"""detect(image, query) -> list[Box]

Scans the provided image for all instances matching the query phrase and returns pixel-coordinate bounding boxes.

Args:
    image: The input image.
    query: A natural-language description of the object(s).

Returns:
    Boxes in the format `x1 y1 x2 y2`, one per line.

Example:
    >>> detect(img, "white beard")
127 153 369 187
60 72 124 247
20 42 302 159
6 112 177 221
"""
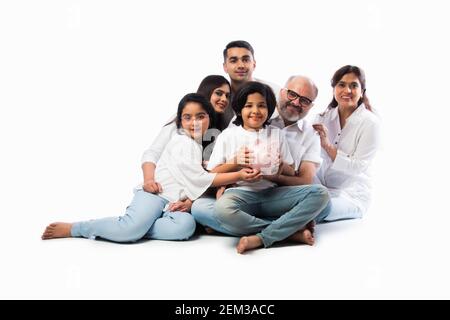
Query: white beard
280 105 304 122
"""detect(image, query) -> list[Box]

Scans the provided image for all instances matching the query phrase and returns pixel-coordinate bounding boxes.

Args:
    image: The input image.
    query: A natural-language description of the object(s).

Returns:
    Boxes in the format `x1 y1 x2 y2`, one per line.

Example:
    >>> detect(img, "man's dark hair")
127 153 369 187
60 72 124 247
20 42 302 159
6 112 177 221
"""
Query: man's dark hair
223 40 255 61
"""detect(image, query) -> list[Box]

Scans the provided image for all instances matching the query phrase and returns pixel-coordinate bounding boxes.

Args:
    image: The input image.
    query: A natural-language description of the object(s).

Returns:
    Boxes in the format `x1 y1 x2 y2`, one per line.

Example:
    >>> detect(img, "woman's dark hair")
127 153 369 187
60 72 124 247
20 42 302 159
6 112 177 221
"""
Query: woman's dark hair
327 65 372 112
196 75 230 101
175 93 216 129
164 76 229 129
196 75 230 131
232 81 276 127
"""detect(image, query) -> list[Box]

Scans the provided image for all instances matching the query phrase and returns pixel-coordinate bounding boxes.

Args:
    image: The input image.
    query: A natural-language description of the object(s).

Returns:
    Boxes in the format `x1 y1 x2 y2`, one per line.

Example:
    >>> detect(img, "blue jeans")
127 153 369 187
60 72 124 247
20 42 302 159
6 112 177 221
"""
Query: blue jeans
193 185 329 248
315 195 363 223
71 190 196 242
191 197 246 236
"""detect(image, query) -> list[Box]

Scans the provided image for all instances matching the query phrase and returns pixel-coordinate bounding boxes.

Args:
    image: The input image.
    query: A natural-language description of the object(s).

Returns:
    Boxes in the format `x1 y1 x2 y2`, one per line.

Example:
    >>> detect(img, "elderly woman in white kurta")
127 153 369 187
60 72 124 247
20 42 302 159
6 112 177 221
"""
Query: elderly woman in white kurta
312 65 380 222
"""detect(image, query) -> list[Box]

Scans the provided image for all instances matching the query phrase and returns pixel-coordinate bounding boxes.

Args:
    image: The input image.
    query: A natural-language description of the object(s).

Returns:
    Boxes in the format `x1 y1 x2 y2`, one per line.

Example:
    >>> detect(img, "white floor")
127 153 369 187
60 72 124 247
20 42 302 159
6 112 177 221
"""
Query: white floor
3 199 449 299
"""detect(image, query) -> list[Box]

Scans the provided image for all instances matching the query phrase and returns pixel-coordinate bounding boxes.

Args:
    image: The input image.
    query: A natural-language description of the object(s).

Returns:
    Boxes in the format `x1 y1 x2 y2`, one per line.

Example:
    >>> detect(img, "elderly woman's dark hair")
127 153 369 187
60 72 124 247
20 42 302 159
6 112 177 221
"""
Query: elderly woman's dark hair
328 65 373 112
232 81 276 127
175 93 216 129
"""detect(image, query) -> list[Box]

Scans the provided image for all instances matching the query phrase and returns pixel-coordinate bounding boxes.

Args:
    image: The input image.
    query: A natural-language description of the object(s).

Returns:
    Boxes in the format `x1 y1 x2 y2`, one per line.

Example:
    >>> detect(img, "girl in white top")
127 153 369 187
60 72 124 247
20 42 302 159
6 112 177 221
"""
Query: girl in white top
41 94 258 242
313 65 380 222
141 75 231 213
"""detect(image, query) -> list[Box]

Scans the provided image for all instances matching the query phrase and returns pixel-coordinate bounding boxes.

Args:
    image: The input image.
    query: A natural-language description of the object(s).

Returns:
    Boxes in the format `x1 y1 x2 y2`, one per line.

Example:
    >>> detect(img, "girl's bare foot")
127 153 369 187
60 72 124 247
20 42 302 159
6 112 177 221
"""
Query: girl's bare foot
41 222 73 240
236 235 263 254
289 228 315 246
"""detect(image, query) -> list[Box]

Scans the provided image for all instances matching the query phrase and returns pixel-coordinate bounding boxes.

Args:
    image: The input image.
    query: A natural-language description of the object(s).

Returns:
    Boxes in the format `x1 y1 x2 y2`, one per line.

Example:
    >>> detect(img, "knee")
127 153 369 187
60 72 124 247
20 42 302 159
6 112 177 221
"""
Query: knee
310 185 330 206
172 214 196 240
191 199 213 221
213 195 237 224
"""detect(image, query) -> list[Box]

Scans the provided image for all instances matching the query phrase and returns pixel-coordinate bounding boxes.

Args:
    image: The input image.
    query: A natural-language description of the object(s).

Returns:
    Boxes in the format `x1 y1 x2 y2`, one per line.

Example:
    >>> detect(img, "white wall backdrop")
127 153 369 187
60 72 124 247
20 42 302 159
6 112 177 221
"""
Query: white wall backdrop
1 0 449 299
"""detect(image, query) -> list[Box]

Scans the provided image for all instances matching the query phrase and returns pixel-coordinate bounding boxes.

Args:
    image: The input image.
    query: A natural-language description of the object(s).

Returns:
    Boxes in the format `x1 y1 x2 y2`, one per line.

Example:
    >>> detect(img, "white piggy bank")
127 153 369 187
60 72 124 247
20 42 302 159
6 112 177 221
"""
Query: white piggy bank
251 140 280 175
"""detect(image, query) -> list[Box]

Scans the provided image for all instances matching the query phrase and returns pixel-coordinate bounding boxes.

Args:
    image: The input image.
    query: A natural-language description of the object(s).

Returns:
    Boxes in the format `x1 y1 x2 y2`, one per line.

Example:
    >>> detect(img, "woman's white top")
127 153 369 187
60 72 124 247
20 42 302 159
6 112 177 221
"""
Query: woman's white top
137 132 216 203
207 125 293 191
141 121 177 165
314 105 380 213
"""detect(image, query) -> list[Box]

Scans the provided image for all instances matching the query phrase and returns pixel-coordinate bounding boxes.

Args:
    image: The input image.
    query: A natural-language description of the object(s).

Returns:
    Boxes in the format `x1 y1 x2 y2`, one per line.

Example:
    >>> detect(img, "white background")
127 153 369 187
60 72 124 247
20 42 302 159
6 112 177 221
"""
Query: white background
0 0 449 299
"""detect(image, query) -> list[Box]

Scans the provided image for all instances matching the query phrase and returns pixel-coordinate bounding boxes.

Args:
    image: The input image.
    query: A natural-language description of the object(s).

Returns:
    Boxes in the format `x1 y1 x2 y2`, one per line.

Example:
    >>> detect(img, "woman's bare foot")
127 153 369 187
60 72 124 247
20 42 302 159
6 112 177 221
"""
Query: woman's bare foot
236 235 263 254
289 228 315 246
41 222 73 240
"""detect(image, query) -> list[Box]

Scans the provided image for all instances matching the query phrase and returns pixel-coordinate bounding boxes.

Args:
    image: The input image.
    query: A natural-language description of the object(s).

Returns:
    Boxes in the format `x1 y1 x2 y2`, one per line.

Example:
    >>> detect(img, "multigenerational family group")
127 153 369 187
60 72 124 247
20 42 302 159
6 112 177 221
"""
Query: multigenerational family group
42 40 380 254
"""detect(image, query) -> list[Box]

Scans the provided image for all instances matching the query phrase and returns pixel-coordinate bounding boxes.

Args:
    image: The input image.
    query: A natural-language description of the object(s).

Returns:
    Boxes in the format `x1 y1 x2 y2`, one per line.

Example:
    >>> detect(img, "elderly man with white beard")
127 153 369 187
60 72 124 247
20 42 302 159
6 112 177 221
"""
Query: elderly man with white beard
266 75 322 187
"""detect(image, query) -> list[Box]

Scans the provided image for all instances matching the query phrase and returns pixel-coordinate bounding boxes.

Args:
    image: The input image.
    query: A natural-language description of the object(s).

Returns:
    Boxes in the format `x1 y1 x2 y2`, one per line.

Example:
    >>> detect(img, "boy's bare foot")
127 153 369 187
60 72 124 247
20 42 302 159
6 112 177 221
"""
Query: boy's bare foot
236 235 263 254
289 228 315 246
306 220 316 234
205 227 216 235
41 222 73 240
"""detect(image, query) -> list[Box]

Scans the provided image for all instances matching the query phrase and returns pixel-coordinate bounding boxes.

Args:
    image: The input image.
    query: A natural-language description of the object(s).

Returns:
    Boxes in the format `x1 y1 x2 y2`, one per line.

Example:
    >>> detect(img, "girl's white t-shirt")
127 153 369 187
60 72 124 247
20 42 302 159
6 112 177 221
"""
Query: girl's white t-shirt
137 132 216 203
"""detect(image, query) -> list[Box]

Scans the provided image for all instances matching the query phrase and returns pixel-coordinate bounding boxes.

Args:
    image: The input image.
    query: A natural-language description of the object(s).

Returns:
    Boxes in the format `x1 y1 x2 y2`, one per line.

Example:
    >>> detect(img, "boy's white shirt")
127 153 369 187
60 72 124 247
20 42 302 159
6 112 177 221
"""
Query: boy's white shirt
207 125 293 191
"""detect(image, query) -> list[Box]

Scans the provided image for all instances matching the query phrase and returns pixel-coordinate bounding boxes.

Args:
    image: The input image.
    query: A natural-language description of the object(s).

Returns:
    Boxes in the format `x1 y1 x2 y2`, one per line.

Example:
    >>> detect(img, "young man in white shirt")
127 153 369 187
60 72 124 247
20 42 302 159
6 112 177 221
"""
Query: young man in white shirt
222 40 281 125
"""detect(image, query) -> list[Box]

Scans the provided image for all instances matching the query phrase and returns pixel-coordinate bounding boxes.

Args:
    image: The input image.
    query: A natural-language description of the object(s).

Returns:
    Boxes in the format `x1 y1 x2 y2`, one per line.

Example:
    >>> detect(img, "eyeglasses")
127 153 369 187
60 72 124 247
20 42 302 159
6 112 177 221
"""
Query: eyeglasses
285 89 313 106
181 113 209 122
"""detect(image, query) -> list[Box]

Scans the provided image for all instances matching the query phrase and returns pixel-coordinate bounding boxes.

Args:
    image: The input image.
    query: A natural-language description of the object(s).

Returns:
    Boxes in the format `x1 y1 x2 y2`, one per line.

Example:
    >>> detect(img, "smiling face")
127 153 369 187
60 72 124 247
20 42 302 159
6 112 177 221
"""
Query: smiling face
241 92 268 131
278 77 316 124
223 47 256 84
334 73 363 110
209 84 231 114
180 102 210 139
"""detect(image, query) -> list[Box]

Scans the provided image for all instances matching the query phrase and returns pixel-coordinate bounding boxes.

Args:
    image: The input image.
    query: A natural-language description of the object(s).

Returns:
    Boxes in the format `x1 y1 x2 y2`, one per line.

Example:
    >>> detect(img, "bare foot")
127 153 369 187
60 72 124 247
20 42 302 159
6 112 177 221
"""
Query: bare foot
204 227 216 235
236 235 263 254
41 222 73 240
289 229 315 246
306 220 316 235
